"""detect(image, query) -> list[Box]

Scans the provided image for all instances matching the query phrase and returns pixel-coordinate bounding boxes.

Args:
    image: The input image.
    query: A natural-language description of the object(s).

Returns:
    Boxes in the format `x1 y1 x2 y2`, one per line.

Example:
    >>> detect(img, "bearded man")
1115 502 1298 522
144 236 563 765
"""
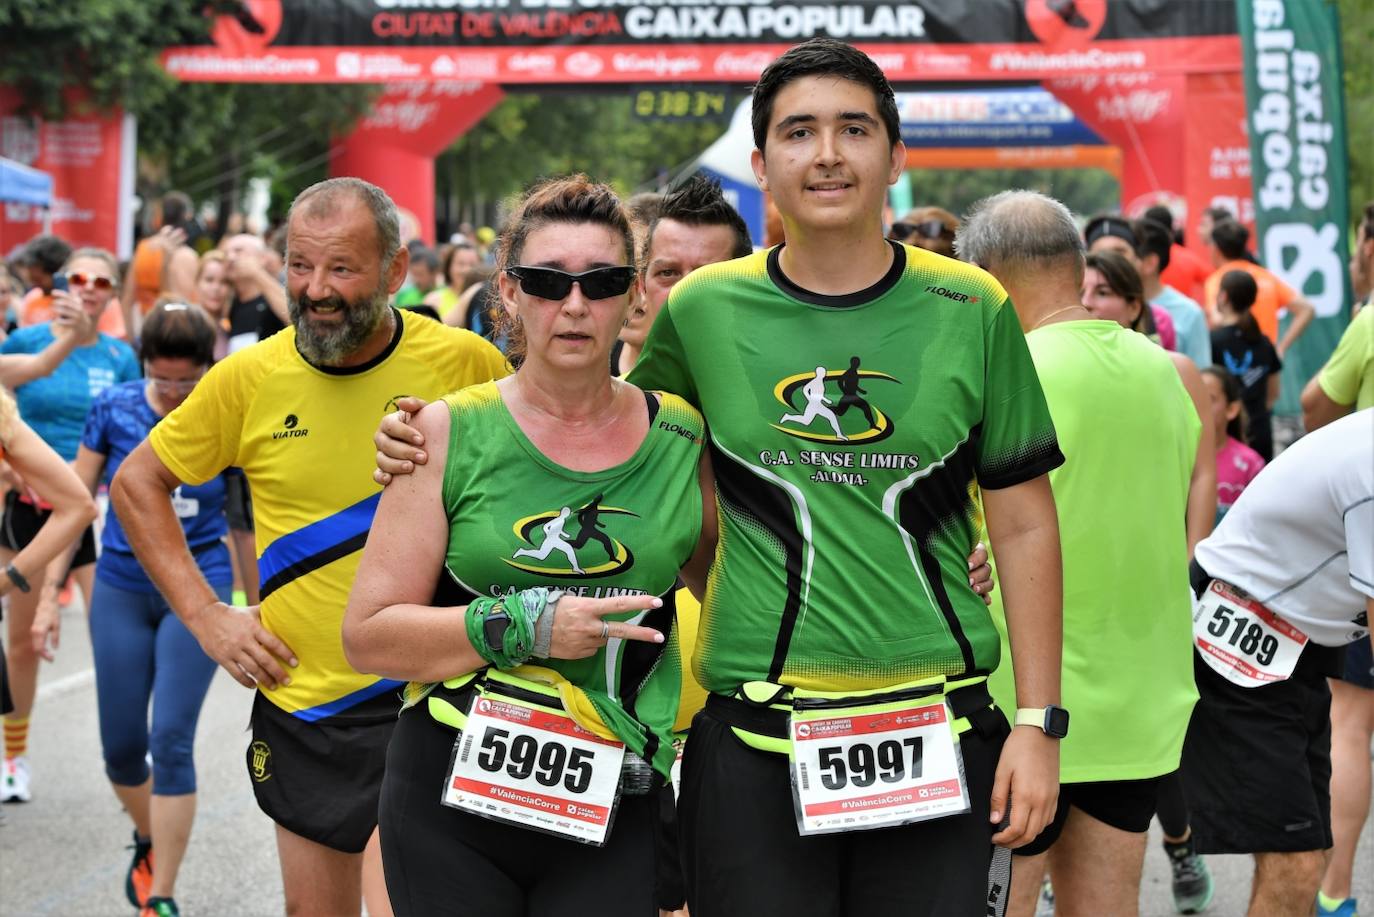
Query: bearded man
112 178 508 917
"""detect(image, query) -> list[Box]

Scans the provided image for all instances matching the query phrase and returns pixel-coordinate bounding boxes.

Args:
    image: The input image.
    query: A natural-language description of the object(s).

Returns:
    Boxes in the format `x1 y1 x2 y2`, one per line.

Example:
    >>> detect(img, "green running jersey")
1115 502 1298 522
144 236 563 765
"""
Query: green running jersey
433 382 703 779
630 242 1063 695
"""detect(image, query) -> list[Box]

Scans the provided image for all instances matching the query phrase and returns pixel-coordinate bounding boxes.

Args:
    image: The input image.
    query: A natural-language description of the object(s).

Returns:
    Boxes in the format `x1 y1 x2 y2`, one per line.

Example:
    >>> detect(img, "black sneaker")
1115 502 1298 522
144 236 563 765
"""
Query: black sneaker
125 830 154 908
1164 836 1214 914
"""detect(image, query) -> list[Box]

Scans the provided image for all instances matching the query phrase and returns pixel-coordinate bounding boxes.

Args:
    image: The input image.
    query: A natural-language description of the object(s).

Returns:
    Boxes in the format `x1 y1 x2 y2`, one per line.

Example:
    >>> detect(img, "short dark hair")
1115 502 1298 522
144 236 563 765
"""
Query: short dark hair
1144 205 1182 244
1219 269 1257 311
161 191 193 230
140 301 216 365
644 175 754 268
1210 219 1250 260
410 247 439 272
23 235 72 275
751 38 900 151
1361 201 1374 240
1143 205 1174 232
1133 218 1172 273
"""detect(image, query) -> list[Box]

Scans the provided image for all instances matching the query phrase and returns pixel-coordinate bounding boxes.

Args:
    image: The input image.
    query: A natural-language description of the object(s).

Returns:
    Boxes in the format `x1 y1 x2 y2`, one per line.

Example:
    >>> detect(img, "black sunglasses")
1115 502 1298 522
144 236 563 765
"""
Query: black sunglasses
890 219 951 241
505 265 636 301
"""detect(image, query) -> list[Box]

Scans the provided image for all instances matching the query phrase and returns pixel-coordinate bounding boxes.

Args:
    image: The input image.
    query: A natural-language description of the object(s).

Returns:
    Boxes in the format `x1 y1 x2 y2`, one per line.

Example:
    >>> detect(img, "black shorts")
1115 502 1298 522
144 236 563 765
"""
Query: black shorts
0 651 12 716
1338 637 1374 690
0 490 97 568
224 473 253 533
378 704 662 917
247 691 396 853
678 697 1011 917
1181 648 1333 854
1013 775 1163 857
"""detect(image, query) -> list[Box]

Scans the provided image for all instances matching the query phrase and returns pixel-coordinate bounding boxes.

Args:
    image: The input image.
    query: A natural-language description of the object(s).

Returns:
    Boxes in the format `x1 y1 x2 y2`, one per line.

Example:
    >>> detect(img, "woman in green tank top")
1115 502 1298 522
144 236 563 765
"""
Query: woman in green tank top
343 176 715 917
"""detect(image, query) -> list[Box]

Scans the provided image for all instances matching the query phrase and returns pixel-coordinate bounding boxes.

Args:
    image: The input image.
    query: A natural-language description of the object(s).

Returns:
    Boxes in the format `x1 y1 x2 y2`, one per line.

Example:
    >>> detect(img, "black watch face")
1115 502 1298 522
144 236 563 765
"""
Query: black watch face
483 614 511 651
1046 706 1070 738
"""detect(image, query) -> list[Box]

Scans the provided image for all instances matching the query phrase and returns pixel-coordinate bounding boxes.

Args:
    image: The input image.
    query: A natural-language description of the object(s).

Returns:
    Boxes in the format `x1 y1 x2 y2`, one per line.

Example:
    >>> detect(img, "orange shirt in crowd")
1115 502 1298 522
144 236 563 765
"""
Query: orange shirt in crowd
128 237 166 315
1203 259 1296 345
1161 243 1211 304
19 288 128 338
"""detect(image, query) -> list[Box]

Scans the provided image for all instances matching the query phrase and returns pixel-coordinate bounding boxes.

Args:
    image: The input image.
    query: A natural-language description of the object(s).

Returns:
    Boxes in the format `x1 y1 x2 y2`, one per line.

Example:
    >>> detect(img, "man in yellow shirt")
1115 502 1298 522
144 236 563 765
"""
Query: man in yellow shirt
113 178 507 916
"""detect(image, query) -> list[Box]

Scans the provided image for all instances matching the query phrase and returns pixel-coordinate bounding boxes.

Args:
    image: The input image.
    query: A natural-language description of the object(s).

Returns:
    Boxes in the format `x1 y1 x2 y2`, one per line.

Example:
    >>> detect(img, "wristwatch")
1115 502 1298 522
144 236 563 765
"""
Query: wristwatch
482 610 512 654
1014 705 1070 739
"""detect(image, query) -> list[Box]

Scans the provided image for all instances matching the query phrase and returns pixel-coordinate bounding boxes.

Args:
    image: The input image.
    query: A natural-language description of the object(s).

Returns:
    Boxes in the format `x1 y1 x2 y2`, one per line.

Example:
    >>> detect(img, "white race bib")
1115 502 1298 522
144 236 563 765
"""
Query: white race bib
170 488 199 519
1193 579 1308 688
444 693 625 845
789 698 969 835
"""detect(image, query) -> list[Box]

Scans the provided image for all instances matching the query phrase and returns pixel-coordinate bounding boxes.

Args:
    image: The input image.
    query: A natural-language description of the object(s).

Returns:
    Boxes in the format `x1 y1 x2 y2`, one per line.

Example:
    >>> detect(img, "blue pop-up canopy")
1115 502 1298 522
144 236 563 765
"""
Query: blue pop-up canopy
0 157 53 208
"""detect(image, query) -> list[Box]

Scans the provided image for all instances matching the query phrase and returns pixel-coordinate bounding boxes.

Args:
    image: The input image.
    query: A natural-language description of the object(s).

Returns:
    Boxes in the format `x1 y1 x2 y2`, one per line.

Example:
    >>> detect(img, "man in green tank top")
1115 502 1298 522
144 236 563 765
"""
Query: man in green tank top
627 40 1068 917
961 191 1203 917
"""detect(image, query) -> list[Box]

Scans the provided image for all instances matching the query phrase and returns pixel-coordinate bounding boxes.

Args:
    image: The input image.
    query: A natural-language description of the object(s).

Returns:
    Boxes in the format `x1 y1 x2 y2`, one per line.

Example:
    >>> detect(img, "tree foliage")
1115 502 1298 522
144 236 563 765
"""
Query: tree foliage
0 0 223 119
902 168 1120 222
1336 0 1372 223
440 92 735 225
0 0 376 225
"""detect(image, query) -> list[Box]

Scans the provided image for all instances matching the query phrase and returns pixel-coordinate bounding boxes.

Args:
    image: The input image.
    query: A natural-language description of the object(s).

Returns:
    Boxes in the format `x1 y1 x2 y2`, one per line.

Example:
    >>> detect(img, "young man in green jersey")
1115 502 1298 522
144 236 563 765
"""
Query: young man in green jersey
625 39 1067 916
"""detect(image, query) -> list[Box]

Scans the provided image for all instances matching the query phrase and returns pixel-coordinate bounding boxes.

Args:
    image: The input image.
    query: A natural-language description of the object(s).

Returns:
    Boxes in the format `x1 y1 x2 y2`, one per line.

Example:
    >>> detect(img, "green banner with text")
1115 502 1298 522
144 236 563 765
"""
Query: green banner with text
1237 0 1351 417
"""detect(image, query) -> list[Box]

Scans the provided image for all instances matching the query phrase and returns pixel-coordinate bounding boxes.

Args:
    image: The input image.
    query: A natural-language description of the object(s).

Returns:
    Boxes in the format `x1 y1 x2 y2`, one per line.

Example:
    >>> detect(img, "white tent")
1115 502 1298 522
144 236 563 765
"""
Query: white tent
693 101 766 245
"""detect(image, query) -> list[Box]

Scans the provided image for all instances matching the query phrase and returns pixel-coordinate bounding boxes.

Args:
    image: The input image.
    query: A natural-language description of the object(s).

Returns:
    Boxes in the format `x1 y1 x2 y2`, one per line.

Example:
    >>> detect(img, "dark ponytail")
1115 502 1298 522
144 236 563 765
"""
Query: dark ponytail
1218 270 1262 343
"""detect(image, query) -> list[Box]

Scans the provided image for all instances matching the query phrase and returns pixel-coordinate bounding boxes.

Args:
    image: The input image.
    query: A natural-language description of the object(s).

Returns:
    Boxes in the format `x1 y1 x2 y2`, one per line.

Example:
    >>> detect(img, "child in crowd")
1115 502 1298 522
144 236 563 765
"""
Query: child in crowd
1201 365 1265 523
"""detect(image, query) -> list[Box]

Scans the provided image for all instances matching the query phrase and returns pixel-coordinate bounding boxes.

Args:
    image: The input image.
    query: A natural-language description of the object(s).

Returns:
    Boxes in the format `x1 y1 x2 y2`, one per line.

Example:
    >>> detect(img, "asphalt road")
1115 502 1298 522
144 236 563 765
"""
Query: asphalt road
3 597 1371 916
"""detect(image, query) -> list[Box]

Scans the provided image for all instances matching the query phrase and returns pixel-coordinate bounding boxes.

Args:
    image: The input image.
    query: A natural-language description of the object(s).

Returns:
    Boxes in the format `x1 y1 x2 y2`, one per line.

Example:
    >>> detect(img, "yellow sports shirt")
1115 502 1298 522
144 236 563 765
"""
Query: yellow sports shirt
150 310 509 721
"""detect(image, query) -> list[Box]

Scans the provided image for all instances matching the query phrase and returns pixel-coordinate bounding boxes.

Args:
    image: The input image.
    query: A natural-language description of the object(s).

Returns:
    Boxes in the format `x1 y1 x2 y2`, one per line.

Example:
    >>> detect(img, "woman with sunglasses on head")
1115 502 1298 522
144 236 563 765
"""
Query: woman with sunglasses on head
344 174 713 917
0 247 140 805
889 206 958 258
34 302 244 917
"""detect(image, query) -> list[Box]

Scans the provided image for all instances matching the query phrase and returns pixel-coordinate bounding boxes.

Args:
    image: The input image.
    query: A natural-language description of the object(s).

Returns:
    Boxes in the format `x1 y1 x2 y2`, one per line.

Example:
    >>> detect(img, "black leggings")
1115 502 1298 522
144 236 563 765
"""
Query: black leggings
379 706 660 917
1155 770 1191 839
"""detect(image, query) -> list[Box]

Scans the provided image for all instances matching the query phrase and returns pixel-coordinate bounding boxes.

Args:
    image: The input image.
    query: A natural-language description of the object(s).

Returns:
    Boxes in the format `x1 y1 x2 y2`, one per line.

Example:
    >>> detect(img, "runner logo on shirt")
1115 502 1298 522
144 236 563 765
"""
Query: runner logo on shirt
771 357 899 445
504 494 638 578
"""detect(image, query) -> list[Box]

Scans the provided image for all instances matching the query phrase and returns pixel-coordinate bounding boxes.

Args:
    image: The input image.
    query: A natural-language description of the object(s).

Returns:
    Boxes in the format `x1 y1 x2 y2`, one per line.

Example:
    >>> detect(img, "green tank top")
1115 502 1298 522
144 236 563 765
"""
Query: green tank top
430 380 704 780
987 321 1200 782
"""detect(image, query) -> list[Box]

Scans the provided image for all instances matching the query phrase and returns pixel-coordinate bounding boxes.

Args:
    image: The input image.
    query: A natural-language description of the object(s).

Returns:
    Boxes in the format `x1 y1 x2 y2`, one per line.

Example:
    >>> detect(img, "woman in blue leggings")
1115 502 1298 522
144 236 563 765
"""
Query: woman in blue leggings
45 302 248 917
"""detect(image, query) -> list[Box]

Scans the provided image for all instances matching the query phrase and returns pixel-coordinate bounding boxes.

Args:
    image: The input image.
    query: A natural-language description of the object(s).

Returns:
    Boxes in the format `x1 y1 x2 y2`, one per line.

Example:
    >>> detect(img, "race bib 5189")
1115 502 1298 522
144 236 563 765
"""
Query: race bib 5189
1193 579 1307 688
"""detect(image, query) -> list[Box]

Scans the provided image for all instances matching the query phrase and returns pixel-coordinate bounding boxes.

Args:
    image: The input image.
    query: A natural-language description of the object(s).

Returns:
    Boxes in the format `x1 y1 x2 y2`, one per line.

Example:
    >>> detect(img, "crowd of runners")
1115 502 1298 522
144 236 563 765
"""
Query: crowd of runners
0 37 1370 917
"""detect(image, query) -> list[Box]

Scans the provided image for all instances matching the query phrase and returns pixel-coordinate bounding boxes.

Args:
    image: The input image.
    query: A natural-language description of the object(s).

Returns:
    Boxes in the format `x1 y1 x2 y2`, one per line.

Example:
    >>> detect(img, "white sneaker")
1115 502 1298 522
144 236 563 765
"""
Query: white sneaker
1 756 32 802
